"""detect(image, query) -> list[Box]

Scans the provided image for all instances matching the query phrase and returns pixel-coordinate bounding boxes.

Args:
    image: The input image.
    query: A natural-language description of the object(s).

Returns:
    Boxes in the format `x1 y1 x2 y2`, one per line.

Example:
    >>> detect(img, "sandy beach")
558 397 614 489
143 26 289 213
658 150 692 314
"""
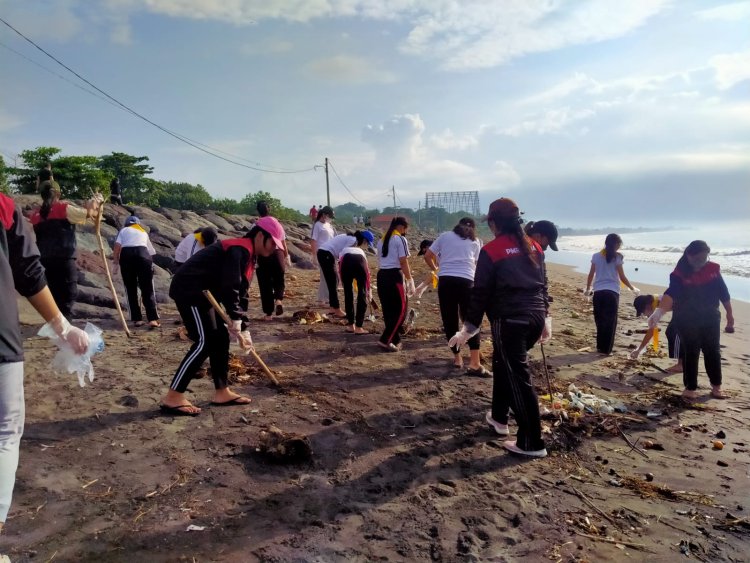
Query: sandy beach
3 260 749 562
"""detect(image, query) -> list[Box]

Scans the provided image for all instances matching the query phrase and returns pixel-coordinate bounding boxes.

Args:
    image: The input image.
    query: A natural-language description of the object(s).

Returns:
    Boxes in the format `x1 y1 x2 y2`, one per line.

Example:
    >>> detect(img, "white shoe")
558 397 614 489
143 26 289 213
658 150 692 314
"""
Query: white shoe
485 411 509 436
503 440 547 458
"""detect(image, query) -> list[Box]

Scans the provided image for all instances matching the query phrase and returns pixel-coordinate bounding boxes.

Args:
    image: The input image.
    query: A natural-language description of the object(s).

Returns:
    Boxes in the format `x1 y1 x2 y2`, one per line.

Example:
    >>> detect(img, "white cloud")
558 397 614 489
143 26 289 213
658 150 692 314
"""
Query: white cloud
710 51 750 90
491 160 521 187
306 55 397 84
430 129 478 150
499 108 596 137
695 1 750 20
0 110 24 132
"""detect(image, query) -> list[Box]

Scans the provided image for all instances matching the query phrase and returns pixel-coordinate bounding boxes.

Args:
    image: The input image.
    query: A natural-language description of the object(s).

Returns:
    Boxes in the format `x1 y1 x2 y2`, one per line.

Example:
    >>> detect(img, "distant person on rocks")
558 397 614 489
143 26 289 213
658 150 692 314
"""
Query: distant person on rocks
255 201 290 320
339 231 375 334
160 218 285 416
30 181 102 319
309 205 318 222
584 233 639 355
35 162 53 191
174 227 218 270
112 215 160 328
631 294 683 373
318 230 373 318
310 205 336 305
109 177 123 205
376 216 414 352
0 192 89 538
450 198 551 458
648 240 734 400
423 218 486 375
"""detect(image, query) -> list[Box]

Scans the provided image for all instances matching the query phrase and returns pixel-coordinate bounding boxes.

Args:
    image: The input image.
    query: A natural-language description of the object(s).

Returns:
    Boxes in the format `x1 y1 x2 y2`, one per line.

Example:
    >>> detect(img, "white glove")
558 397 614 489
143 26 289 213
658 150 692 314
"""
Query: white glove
538 316 552 344
583 288 593 298
647 308 666 330
228 319 242 341
48 313 89 354
238 330 254 351
286 254 292 267
631 286 641 295
448 326 479 349
629 348 642 360
406 278 416 297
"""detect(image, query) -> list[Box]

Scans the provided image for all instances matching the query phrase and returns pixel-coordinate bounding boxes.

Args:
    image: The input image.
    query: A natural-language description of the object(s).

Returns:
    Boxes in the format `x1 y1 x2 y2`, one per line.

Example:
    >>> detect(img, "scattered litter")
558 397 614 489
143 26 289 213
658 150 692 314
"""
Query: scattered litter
646 410 663 418
186 525 206 531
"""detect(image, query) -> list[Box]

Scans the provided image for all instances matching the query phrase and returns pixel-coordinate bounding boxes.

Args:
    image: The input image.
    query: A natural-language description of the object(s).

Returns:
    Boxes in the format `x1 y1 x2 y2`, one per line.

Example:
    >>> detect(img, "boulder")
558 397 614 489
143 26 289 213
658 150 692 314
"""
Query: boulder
199 212 234 232
77 286 116 309
71 302 119 320
287 243 315 270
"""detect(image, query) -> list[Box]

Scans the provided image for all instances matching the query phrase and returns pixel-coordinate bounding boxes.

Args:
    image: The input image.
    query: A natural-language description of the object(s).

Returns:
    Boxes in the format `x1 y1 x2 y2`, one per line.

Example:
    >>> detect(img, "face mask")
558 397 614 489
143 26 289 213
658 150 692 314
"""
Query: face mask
691 257 709 270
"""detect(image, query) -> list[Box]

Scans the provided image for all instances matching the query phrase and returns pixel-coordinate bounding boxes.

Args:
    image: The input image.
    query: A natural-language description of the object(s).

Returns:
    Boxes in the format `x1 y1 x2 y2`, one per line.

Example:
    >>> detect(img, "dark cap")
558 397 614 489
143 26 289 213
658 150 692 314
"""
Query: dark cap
487 198 521 221
633 295 655 316
526 220 559 251
319 205 335 219
417 239 433 256
124 215 140 226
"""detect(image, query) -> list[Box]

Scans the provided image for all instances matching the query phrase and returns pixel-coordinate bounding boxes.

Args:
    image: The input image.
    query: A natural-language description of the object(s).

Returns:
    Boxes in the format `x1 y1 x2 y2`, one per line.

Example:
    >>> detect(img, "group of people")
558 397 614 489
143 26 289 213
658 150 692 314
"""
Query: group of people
0 178 738 540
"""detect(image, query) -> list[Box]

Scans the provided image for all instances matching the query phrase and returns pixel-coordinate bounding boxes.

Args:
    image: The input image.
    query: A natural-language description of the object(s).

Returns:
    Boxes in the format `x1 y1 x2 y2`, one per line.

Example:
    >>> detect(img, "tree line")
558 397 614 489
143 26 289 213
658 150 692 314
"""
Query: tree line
0 147 306 221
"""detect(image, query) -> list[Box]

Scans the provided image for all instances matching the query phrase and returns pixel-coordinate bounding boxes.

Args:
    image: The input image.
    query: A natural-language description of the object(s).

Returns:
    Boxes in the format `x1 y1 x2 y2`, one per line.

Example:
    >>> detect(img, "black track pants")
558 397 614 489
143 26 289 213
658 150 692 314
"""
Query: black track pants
437 275 479 353
341 253 369 327
120 247 159 322
256 250 286 316
377 268 407 346
317 249 340 309
676 312 722 390
593 290 619 354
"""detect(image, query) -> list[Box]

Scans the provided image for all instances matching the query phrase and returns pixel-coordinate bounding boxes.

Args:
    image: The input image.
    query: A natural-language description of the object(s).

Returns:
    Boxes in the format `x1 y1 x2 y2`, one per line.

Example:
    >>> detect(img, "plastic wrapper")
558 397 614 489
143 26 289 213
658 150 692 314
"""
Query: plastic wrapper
37 322 104 387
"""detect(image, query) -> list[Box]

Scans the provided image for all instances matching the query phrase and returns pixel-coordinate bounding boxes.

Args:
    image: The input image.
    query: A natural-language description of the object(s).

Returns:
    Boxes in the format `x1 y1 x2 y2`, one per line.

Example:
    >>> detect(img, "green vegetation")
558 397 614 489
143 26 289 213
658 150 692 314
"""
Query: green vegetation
4 146 305 220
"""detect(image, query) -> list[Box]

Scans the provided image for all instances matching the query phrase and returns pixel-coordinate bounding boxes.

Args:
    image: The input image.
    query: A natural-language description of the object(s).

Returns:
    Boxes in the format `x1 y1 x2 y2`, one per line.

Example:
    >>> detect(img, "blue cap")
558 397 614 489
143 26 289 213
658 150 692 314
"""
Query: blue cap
362 230 375 247
124 215 140 226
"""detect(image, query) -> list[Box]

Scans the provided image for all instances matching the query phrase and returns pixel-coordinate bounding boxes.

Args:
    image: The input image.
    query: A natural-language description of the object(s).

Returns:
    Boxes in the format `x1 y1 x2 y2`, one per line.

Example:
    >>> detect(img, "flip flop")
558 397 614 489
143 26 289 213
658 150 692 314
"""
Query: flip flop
210 396 252 407
159 404 200 417
149 320 161 328
275 303 284 316
465 366 492 378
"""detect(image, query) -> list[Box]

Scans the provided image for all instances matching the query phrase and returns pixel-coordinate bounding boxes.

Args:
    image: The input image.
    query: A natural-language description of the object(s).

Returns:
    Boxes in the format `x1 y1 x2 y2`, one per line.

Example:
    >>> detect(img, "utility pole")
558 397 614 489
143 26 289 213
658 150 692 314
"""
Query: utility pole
325 157 331 207
391 185 396 210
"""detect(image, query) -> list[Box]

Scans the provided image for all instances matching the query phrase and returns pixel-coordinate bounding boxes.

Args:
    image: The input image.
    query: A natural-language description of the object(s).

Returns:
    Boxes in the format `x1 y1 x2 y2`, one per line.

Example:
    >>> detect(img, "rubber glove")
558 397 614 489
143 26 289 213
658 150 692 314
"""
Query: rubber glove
583 288 593 299
629 348 642 360
448 325 479 349
406 277 416 297
48 313 89 354
237 330 254 351
631 286 641 295
538 317 552 344
286 254 292 267
228 320 242 341
647 308 666 330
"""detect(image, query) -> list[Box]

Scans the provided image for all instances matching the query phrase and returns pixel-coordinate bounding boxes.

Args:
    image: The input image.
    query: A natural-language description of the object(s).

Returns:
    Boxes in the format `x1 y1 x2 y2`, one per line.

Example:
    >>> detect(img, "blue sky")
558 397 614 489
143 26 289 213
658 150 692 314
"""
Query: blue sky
1 0 748 226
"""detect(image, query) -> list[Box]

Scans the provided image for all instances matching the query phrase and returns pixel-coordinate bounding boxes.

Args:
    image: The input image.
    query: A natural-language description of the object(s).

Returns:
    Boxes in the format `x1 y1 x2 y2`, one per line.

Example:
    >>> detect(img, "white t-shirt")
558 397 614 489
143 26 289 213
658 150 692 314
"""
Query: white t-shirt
591 251 624 293
311 221 335 245
320 234 356 257
429 231 482 281
115 226 156 255
340 246 366 260
378 234 410 269
174 233 203 263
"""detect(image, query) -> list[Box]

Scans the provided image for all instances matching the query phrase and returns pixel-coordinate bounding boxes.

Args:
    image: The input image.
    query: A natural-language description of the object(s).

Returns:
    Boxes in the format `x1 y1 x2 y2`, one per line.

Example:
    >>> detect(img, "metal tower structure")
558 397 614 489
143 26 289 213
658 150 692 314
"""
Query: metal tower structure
424 191 481 217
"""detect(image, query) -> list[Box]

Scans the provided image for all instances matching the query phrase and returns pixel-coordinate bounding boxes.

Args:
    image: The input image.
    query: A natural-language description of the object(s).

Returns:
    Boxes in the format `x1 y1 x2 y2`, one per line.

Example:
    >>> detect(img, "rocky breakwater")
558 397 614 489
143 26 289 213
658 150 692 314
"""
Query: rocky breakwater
12 195 322 320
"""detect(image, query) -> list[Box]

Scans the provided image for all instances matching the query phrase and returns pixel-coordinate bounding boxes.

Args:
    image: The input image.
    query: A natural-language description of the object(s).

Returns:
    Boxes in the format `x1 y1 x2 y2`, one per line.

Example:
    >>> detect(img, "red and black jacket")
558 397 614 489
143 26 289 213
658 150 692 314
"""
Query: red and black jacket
465 233 548 330
1 194 47 363
665 261 730 323
30 202 77 259
169 239 255 325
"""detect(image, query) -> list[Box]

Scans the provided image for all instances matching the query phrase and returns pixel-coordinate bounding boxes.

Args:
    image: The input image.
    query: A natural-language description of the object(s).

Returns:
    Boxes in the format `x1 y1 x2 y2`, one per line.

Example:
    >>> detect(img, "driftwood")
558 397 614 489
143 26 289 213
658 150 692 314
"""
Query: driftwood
202 290 280 387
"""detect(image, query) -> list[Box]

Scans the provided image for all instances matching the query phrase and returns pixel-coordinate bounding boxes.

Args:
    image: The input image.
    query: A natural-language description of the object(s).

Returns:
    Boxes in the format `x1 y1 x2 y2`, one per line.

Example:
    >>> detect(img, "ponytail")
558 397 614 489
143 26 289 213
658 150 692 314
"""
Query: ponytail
381 216 408 258
604 233 622 263
452 217 476 241
39 181 61 220
490 212 536 265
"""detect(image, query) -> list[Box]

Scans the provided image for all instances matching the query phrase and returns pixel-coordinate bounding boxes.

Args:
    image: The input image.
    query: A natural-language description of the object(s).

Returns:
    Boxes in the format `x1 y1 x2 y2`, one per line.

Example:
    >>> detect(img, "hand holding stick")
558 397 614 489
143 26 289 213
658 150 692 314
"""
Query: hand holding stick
202 290 280 387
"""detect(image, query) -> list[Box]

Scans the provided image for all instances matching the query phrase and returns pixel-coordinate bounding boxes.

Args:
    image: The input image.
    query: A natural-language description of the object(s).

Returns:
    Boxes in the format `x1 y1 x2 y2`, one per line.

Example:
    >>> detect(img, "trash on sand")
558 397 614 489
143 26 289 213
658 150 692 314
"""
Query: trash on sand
646 410 663 418
567 383 617 414
713 440 724 450
186 525 206 531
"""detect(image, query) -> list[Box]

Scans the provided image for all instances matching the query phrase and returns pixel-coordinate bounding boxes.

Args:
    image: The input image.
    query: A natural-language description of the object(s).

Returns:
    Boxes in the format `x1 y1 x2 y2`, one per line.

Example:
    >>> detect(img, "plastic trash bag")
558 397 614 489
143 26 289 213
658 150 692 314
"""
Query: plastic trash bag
37 322 104 387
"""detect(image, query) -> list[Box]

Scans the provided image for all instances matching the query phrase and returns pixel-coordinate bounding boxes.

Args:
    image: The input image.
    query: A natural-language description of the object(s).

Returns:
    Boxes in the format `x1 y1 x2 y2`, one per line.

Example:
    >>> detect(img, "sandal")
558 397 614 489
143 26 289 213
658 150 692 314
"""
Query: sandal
159 404 200 417
210 396 252 406
465 366 492 378
148 320 161 328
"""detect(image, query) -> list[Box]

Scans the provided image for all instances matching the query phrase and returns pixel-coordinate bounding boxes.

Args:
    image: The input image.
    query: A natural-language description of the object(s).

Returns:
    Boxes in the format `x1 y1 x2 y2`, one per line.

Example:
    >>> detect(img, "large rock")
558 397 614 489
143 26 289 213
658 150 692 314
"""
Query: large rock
287 243 315 270
199 212 234 232
77 286 116 308
72 302 119 320
129 206 182 245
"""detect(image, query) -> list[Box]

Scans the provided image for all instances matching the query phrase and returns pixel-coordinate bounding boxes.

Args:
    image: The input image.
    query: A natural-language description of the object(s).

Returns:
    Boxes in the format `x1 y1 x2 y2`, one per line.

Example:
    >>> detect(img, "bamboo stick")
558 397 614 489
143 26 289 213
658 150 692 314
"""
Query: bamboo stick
94 203 131 337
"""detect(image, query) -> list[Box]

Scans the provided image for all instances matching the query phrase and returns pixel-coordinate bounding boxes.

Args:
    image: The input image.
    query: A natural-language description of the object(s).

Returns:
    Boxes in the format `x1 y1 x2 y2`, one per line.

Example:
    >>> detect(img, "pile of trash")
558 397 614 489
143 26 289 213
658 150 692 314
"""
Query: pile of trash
541 384 628 419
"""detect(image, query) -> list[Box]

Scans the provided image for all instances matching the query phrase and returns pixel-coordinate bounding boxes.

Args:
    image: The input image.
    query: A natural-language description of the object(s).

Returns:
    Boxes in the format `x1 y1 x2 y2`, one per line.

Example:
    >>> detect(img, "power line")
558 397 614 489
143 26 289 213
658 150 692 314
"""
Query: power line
327 160 369 208
0 16 316 175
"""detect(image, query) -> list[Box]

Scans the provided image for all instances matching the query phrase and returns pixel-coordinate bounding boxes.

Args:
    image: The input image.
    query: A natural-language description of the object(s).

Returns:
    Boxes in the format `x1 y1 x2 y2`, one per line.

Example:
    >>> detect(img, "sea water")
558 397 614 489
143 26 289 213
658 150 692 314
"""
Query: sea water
547 221 750 303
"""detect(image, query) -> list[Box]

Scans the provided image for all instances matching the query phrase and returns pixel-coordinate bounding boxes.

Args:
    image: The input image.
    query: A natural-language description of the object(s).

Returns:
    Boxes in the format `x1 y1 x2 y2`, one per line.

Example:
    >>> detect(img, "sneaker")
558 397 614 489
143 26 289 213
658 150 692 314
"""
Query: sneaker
503 440 547 458
377 341 401 352
485 411 509 436
466 366 492 378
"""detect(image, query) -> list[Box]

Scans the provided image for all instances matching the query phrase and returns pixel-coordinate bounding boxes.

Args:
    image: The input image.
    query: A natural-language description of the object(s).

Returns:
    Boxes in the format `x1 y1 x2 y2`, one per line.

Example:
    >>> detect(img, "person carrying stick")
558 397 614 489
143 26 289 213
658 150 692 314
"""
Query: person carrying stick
159 218 286 416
